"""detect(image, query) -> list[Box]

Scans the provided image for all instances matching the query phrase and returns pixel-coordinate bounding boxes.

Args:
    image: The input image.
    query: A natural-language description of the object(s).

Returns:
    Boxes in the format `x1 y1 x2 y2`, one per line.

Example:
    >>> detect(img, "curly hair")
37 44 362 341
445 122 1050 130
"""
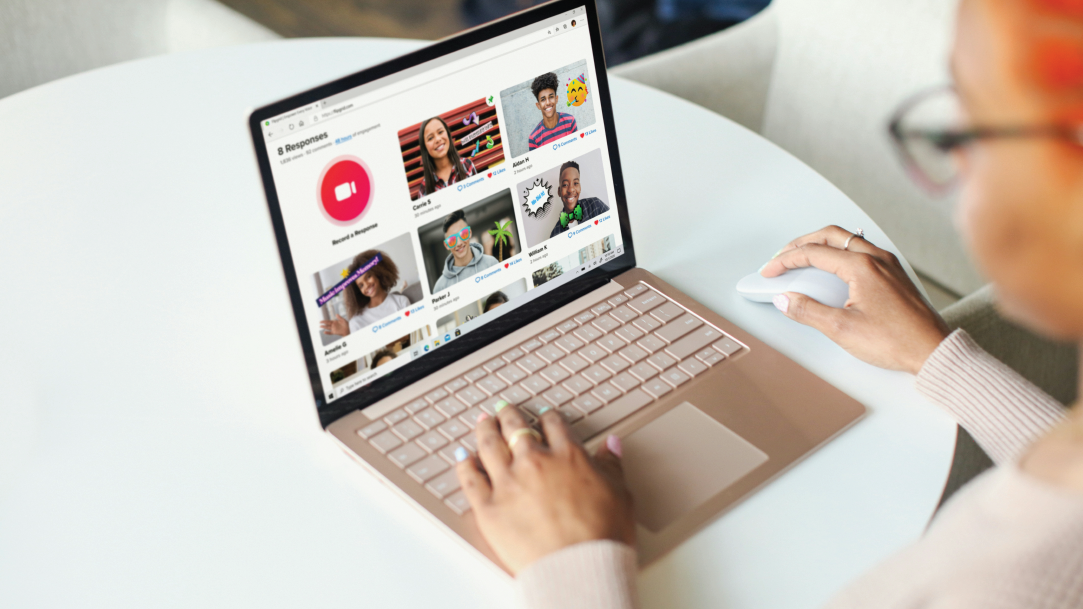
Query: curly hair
531 72 559 101
370 348 396 369
342 249 399 318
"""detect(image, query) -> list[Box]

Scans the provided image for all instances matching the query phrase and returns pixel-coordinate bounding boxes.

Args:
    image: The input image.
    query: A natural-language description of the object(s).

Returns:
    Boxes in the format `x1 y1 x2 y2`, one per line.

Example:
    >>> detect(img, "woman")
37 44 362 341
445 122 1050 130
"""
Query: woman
453 0 1083 606
484 290 509 312
415 116 477 199
370 348 396 369
320 250 411 337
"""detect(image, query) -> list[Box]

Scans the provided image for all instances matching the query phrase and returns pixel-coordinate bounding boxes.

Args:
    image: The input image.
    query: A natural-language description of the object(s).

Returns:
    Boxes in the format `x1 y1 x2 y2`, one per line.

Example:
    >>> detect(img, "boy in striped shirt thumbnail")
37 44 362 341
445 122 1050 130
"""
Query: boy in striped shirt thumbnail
527 72 577 150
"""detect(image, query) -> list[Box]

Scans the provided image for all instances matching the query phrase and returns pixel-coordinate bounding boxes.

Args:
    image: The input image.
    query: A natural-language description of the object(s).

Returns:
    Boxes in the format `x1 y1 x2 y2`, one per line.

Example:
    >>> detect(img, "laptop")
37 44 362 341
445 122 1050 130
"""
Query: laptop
248 0 865 572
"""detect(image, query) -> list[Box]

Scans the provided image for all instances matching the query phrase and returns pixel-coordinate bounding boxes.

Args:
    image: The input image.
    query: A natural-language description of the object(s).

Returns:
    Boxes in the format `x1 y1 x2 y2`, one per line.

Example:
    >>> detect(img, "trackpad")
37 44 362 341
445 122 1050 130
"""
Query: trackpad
622 402 769 533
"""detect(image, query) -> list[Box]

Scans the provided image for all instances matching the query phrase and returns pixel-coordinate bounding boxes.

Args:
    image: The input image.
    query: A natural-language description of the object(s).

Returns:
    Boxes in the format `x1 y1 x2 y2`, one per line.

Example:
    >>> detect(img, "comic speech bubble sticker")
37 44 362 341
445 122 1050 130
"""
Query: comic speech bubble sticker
522 179 553 217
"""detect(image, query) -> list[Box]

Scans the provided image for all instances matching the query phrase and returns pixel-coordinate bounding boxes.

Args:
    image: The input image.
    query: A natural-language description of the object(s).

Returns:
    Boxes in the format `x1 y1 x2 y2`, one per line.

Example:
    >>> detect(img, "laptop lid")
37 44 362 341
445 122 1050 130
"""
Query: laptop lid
249 0 636 428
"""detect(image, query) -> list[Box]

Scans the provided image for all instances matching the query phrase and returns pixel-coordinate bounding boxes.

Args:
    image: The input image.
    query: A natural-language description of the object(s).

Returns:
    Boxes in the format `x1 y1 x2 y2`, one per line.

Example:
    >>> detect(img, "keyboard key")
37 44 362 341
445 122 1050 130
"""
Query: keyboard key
404 399 429 413
642 378 673 398
444 378 468 393
542 386 574 407
434 397 466 417
609 305 638 324
502 348 525 362
633 315 662 332
572 389 652 440
357 420 387 439
521 398 551 417
417 430 449 452
583 364 613 384
592 382 622 403
497 365 527 384
425 468 462 499
388 443 426 468
538 329 561 343
455 386 486 407
476 375 508 395
520 375 552 395
596 335 626 353
560 354 590 373
555 319 578 333
536 344 565 363
369 430 403 454
647 352 678 371
600 354 631 374
624 284 649 298
556 405 584 423
562 375 594 395
425 388 448 403
591 302 613 315
554 334 585 353
438 441 468 464
393 419 425 441
611 372 641 392
629 362 659 381
499 385 531 404
484 357 506 372
636 335 666 354
701 351 726 366
679 358 709 377
444 491 472 515
618 344 649 363
438 418 470 440
665 326 723 360
651 302 684 323
573 324 602 343
608 293 630 306
384 410 409 425
460 434 478 452
655 314 703 343
574 310 595 324
520 337 543 353
571 395 605 414
592 315 620 333
713 337 743 356
578 344 608 363
615 324 644 343
407 454 449 483
660 368 691 387
460 407 486 428
464 367 488 382
414 408 446 429
628 291 664 314
541 363 571 384
517 354 546 374
695 348 720 364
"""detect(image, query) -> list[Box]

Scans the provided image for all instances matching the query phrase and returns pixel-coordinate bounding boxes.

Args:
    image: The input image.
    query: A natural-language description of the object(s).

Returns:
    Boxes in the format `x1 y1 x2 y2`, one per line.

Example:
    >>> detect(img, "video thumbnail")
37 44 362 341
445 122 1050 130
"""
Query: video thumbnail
498 60 597 158
310 232 424 346
531 234 615 288
398 98 506 201
516 148 610 249
417 189 520 294
435 278 529 337
329 326 431 391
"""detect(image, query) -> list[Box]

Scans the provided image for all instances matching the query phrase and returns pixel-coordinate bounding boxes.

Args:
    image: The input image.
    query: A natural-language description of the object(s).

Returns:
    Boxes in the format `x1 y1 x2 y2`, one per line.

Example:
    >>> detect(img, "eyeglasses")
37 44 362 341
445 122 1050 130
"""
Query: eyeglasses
888 85 1083 194
444 225 471 249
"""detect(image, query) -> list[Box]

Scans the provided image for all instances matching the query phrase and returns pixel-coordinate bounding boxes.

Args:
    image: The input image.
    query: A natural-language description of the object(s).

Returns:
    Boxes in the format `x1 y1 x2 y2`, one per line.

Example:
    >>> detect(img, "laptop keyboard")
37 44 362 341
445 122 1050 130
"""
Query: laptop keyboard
354 282 745 515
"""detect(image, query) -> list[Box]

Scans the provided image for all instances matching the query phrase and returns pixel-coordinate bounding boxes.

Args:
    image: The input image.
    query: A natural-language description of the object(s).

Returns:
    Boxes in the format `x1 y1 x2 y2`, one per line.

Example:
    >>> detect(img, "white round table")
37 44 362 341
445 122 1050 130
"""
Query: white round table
0 39 955 609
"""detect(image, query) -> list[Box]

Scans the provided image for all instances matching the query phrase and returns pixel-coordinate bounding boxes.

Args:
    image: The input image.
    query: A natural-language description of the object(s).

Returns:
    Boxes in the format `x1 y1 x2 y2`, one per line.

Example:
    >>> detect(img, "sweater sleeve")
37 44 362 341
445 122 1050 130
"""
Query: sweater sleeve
514 540 639 609
915 329 1067 465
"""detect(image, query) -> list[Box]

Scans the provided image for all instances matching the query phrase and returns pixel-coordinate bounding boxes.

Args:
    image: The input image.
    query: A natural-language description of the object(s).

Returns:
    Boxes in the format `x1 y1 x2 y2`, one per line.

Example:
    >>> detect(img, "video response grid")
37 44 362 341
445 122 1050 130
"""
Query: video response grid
263 7 626 402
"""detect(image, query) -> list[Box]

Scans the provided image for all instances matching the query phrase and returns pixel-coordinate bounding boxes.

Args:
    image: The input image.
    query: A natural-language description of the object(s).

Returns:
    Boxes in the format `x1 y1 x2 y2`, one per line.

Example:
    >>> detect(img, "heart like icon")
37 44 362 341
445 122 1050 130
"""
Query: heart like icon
487 172 492 178
504 263 509 268
594 220 599 225
580 133 584 138
405 311 410 317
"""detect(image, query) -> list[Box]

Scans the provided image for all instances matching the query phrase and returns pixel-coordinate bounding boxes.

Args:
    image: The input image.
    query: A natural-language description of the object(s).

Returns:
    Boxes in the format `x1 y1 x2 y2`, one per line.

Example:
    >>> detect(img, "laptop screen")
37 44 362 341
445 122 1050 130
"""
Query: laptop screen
252 1 631 424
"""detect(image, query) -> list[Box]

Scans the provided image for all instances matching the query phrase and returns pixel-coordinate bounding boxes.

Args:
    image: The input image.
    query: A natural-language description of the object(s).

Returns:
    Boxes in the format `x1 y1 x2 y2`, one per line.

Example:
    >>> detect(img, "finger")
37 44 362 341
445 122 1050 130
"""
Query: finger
761 243 869 283
455 450 493 509
774 291 851 338
593 434 625 482
536 407 578 455
338 314 347 322
496 401 541 457
770 225 881 265
474 412 512 480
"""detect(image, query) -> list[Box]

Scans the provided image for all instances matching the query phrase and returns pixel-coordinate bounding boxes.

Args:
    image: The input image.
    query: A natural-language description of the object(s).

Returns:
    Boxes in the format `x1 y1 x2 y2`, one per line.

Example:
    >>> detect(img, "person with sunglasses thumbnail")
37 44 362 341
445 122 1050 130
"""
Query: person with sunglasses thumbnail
432 209 499 293
549 160 608 238
414 116 477 200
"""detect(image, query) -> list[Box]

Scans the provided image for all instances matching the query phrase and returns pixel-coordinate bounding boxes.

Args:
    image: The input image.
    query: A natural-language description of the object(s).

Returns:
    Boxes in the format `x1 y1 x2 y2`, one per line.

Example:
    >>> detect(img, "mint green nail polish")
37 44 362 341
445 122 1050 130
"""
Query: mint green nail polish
495 400 509 412
758 262 769 272
538 406 552 415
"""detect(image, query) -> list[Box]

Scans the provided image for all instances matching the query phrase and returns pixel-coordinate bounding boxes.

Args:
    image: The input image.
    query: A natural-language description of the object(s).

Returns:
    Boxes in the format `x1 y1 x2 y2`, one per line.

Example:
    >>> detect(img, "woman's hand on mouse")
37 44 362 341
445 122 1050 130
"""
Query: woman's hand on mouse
455 404 635 575
319 314 350 336
760 225 950 375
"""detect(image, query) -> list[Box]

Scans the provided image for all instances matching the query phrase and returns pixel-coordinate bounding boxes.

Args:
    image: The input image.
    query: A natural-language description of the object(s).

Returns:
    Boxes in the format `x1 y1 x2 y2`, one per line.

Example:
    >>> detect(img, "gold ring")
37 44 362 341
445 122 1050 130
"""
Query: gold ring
507 427 542 451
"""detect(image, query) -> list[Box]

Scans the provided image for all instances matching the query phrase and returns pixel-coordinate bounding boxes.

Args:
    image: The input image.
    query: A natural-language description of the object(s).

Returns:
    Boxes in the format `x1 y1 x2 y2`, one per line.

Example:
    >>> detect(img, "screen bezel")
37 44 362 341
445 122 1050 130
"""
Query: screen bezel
249 0 637 428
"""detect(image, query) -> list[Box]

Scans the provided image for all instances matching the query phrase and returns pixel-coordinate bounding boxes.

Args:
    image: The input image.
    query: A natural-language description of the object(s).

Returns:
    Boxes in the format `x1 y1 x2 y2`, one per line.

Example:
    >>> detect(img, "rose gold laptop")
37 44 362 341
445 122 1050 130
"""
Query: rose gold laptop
249 0 865 573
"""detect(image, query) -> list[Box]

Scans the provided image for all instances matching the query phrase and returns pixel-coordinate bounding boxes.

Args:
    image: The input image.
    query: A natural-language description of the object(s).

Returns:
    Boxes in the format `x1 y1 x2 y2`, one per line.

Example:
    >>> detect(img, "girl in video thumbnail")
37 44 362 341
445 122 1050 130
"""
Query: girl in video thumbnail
320 250 411 337
550 160 609 238
484 291 508 312
417 116 477 197
370 348 395 369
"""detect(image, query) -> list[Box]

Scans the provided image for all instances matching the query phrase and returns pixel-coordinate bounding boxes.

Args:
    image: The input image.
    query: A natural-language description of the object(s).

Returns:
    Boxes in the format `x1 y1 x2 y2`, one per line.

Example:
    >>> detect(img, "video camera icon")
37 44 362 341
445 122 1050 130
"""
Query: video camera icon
334 181 357 202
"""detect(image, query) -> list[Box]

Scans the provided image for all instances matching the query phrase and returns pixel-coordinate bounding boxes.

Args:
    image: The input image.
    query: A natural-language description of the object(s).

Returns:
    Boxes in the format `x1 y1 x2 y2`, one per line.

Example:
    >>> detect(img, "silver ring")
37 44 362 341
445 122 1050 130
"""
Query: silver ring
843 229 865 251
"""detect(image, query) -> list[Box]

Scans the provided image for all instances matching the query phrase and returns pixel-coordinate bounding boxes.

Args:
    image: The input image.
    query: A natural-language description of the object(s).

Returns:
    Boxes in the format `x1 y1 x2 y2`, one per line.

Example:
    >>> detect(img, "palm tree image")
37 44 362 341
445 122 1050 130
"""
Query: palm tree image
488 220 514 261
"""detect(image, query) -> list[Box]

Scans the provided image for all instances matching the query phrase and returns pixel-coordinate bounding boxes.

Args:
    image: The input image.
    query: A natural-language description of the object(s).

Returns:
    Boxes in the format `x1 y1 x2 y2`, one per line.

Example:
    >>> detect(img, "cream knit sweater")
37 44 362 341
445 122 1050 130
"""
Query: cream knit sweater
515 330 1079 609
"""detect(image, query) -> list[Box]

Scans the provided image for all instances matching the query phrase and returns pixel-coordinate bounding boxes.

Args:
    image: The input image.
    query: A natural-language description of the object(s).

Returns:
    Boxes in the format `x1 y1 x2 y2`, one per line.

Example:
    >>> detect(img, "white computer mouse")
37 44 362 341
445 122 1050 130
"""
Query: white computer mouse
736 266 850 308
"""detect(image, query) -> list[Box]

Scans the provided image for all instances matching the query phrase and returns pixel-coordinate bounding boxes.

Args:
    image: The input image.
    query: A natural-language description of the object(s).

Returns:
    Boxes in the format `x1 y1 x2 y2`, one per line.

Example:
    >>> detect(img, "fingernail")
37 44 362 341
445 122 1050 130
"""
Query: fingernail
538 406 552 415
606 434 622 458
773 293 790 313
772 248 783 259
477 413 489 423
454 447 469 462
494 400 509 413
758 262 769 272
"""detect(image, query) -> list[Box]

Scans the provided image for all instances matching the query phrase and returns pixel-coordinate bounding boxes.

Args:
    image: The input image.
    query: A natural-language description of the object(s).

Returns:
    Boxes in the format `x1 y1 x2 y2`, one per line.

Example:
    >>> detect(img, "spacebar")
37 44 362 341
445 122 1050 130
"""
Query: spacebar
572 389 653 441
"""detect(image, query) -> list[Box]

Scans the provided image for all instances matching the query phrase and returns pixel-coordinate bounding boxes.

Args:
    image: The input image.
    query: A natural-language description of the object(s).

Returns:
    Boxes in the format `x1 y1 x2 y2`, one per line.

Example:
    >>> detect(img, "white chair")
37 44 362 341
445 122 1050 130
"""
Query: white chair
0 0 278 99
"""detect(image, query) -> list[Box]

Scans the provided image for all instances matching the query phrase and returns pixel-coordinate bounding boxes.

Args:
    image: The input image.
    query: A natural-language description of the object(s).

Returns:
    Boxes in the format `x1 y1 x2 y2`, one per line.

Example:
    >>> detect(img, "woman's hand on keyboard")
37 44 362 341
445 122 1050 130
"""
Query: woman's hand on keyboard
455 404 636 574
760 225 950 375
